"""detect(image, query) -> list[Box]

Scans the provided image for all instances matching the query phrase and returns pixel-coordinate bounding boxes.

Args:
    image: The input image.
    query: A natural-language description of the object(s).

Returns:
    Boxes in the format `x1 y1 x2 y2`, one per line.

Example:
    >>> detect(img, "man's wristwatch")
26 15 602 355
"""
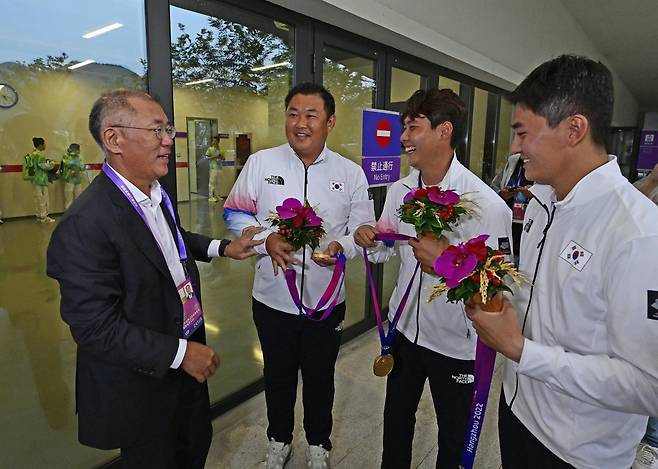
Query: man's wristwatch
218 239 231 257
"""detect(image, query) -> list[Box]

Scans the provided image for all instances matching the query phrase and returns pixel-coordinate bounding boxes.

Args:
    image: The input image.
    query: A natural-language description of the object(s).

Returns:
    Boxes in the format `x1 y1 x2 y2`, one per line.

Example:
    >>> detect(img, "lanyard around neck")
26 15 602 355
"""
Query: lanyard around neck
102 163 188 263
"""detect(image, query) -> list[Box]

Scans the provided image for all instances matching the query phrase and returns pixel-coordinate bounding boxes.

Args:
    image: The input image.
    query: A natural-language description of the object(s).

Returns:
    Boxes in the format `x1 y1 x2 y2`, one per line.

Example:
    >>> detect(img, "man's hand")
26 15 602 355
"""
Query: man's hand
499 187 515 200
181 341 220 383
312 241 343 267
638 163 658 198
408 234 449 273
354 224 378 248
265 233 297 275
648 163 658 183
223 226 266 260
518 185 533 199
465 297 525 362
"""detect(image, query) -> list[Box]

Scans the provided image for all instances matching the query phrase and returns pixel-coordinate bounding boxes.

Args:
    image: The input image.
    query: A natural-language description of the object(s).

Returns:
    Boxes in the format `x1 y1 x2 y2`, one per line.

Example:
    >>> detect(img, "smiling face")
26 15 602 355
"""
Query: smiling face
110 97 173 189
285 93 335 163
400 115 445 171
510 105 570 187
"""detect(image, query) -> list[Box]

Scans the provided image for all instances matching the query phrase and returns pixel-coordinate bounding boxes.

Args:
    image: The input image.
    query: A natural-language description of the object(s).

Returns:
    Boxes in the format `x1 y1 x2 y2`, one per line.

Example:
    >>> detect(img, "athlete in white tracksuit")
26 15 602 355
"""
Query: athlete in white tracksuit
223 83 375 468
466 55 658 469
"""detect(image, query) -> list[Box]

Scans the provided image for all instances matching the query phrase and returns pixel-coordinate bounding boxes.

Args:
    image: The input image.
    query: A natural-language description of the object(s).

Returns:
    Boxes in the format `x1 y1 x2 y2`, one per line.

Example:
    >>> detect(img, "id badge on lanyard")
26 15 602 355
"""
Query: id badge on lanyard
177 278 204 338
102 163 205 339
512 201 526 221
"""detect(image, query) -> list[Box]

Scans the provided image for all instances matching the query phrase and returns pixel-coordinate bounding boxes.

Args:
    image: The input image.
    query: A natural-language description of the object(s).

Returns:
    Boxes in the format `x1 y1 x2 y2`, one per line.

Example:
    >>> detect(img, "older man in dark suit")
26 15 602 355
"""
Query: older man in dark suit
47 89 263 469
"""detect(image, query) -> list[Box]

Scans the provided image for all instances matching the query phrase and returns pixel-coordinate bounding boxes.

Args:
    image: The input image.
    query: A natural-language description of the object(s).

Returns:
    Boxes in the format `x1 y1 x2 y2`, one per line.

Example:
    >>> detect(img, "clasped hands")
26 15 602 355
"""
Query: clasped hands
353 224 449 272
265 233 344 275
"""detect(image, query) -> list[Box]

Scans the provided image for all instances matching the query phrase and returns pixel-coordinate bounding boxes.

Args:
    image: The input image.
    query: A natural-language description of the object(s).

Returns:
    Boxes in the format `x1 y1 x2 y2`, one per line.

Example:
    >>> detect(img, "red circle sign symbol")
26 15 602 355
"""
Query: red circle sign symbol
375 119 392 148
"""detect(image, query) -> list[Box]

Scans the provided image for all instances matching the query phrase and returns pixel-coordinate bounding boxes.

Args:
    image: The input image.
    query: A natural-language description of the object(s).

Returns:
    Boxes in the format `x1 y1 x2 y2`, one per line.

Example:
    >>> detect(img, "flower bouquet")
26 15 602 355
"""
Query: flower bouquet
267 197 326 251
428 234 522 310
398 186 476 272
428 234 523 469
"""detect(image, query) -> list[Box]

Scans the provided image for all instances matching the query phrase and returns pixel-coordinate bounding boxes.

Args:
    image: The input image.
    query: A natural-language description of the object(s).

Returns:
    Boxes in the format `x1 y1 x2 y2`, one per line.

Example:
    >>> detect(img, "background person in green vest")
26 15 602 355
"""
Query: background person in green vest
61 143 86 209
29 137 55 223
205 135 225 202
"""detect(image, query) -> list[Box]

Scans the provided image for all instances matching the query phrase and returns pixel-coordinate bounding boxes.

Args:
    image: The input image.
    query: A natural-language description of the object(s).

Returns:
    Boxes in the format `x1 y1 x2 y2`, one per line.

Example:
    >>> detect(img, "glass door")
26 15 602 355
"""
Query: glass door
314 27 384 334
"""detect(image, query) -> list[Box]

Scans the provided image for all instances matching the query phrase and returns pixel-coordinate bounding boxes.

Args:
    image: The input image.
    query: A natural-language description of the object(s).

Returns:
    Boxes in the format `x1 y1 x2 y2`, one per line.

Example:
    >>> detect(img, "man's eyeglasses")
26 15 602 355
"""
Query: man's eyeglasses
110 125 176 140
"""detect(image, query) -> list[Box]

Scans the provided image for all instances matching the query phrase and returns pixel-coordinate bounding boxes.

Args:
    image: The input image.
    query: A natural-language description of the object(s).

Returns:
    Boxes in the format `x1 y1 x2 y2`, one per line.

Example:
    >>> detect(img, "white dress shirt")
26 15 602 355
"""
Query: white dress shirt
108 164 221 369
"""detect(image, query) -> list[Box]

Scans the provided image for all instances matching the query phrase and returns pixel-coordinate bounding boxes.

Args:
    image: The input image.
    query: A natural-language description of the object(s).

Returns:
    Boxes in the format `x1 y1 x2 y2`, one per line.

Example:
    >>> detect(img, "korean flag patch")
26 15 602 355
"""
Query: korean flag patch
559 240 592 271
648 290 658 321
330 180 344 192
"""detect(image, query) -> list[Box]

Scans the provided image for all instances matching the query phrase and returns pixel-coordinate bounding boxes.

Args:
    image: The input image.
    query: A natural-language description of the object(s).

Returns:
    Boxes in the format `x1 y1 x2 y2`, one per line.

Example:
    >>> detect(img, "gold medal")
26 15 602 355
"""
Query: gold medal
373 354 394 377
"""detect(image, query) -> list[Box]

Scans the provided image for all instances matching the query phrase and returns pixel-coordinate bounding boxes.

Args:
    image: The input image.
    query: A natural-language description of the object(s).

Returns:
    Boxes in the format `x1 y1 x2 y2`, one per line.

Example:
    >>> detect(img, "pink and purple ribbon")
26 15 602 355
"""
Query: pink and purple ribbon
363 233 420 356
284 252 347 321
459 339 496 469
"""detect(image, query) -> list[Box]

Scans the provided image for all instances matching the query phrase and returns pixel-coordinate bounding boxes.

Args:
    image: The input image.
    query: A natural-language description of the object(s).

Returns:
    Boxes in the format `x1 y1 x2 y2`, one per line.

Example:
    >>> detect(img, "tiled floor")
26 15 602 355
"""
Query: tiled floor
206 328 504 469
0 198 501 468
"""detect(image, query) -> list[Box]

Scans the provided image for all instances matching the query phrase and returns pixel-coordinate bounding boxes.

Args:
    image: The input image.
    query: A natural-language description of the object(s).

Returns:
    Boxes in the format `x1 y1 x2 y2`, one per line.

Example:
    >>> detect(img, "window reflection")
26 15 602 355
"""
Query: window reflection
469 88 489 178
0 1 146 467
322 46 376 327
495 97 513 176
170 3 294 403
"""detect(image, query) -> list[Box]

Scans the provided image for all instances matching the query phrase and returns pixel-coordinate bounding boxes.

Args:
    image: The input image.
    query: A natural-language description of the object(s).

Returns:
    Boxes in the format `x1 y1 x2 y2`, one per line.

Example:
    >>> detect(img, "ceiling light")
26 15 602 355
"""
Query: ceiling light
68 60 95 70
251 61 291 72
82 23 123 39
185 78 214 85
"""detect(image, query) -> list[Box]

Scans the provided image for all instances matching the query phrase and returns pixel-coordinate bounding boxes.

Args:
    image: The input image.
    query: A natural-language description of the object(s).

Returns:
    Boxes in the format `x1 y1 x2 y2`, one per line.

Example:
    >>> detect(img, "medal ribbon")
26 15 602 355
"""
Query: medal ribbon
284 252 347 321
363 233 420 355
459 339 496 469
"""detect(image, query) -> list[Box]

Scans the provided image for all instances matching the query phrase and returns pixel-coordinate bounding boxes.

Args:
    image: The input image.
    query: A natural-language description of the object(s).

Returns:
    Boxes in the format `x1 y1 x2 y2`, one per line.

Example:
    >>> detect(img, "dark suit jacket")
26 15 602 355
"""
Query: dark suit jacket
47 172 213 449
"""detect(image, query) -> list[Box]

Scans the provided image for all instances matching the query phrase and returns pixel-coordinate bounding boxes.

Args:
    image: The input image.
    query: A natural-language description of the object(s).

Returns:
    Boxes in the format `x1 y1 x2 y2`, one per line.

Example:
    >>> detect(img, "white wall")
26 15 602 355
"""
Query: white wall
644 113 658 130
272 0 638 125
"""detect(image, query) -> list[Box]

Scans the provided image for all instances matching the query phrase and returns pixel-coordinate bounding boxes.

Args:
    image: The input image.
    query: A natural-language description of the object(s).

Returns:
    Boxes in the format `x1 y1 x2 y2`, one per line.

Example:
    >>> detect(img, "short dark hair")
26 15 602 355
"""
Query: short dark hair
32 137 45 147
284 82 335 118
88 89 156 148
507 54 613 147
401 88 467 148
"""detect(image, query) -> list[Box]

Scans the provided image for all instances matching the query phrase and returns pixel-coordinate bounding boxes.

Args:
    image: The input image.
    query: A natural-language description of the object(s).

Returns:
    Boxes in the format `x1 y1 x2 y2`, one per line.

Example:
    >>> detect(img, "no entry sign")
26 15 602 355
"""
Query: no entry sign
362 109 401 157
362 108 402 186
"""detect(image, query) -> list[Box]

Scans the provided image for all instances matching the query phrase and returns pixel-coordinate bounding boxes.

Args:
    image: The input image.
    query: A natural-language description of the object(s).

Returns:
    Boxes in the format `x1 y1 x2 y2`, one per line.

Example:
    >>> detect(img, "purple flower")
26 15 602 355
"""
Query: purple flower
403 188 418 203
305 211 322 227
276 198 304 219
433 244 478 288
275 198 323 227
427 187 459 205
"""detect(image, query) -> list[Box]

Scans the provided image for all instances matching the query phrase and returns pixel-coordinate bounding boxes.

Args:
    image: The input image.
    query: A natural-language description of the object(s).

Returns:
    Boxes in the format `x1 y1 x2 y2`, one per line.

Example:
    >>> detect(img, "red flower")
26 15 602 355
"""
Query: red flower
292 213 305 228
465 235 489 262
413 188 429 200
469 272 480 282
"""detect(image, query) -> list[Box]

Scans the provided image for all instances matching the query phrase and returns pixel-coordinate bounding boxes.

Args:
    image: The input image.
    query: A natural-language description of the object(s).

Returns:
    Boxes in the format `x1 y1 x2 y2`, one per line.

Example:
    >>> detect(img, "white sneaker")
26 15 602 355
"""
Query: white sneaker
306 444 330 469
634 443 658 469
265 438 292 469
208 197 218 203
43 216 56 223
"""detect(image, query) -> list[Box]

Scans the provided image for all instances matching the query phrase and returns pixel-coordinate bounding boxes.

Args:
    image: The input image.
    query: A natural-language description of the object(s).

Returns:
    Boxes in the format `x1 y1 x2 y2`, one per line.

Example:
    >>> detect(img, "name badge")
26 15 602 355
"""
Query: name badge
177 278 204 338
512 201 526 221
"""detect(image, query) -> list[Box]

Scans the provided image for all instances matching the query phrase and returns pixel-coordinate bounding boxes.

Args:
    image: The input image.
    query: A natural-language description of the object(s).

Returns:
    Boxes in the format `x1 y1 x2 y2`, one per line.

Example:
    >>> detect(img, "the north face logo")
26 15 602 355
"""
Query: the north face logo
452 373 474 384
265 175 284 185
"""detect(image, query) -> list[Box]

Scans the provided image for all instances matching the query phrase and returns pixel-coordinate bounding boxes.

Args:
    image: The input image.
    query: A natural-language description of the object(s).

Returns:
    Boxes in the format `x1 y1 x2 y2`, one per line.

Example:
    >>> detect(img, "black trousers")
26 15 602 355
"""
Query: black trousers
253 298 345 450
498 391 575 469
120 374 212 469
381 333 474 469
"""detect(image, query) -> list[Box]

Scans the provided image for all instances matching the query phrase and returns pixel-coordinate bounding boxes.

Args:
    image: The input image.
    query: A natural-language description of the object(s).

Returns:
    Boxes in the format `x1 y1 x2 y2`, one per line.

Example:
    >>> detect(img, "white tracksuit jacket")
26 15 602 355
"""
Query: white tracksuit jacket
365 155 512 360
223 143 375 314
502 156 658 468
